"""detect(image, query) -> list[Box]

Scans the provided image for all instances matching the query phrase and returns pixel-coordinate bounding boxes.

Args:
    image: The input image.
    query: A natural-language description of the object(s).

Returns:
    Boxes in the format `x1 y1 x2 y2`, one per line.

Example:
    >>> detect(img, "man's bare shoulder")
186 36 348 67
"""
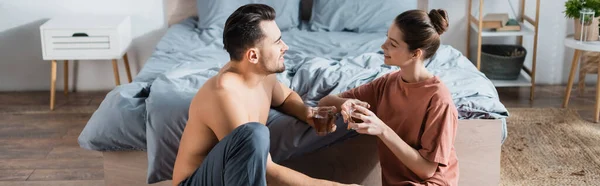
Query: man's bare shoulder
216 72 244 90
190 72 246 119
192 73 243 103
212 73 246 104
189 72 250 139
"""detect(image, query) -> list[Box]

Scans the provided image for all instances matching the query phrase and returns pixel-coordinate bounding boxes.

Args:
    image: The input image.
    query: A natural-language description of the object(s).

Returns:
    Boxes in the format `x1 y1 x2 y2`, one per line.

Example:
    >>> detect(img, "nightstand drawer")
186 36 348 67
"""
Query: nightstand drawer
42 29 120 60
51 35 110 43
40 16 131 60
50 42 110 49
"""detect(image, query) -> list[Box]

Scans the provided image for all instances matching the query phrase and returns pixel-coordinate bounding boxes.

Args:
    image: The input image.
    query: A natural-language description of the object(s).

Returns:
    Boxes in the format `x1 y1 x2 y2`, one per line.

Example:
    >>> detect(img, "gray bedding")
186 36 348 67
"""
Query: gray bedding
78 17 508 184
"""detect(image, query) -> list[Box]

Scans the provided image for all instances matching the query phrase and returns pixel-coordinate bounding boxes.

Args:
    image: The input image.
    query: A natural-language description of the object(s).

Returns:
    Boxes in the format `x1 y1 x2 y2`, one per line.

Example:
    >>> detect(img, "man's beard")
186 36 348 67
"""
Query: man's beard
259 59 285 74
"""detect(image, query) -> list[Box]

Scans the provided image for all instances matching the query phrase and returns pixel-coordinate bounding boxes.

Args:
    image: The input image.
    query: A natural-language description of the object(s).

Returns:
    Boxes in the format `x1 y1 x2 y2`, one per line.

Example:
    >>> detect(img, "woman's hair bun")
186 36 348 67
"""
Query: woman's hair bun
428 9 449 35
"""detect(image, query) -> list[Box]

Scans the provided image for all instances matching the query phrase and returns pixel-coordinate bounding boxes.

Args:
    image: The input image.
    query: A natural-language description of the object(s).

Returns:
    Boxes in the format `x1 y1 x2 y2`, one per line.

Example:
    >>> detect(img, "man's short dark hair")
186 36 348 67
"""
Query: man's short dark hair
223 4 276 61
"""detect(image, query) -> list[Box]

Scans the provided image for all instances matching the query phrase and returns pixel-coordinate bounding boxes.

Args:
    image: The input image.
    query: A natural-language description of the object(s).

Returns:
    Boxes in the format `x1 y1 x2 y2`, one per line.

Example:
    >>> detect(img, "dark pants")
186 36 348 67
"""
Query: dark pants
178 122 270 186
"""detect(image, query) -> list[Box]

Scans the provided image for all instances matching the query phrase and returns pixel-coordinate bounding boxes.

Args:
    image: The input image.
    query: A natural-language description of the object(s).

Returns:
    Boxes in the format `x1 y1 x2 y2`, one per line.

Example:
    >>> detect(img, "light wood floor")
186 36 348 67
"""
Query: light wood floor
0 85 597 185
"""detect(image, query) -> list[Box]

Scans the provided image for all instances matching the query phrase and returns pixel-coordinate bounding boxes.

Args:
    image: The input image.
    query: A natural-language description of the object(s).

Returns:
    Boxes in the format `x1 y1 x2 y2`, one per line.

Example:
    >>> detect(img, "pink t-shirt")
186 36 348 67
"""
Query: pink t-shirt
339 70 459 186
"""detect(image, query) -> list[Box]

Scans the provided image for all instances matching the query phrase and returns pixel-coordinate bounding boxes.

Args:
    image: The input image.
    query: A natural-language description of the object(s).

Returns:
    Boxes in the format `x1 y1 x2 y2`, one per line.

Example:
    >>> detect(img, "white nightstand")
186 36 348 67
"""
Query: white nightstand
40 15 132 110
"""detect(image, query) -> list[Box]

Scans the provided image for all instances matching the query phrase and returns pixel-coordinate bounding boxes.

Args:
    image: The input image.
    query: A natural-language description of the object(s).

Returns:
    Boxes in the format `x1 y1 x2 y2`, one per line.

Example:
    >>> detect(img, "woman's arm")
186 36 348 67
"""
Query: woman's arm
378 125 439 180
319 95 370 123
318 94 349 113
378 100 458 180
319 73 391 114
349 105 438 180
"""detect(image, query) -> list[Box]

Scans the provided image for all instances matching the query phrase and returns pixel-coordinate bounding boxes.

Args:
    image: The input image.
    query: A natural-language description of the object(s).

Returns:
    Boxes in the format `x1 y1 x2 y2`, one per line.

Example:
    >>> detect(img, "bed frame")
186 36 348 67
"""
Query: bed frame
104 0 503 185
104 119 502 186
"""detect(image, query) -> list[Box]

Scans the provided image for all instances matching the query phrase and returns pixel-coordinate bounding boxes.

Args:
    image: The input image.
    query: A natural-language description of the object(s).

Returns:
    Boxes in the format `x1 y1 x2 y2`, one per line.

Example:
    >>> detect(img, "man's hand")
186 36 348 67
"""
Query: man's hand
305 106 315 127
306 106 338 134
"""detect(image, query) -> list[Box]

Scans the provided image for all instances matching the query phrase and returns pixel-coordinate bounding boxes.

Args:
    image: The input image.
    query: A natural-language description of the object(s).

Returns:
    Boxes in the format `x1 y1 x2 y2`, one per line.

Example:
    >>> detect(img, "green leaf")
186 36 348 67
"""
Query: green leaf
564 0 600 19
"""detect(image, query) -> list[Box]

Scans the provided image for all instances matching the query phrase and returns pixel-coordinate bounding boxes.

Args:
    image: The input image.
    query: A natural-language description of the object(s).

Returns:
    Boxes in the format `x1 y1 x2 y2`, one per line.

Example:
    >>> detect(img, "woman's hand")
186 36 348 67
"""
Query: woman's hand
348 104 389 136
339 99 370 123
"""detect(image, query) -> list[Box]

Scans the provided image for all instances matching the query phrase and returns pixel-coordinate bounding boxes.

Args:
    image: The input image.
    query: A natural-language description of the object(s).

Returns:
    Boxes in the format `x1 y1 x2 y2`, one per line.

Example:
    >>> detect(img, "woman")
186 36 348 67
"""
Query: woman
318 9 457 186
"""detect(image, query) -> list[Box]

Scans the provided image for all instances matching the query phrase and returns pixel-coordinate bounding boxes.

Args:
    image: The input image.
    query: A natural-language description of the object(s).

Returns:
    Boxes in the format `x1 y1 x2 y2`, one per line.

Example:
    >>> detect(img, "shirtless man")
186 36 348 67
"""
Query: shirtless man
172 4 353 186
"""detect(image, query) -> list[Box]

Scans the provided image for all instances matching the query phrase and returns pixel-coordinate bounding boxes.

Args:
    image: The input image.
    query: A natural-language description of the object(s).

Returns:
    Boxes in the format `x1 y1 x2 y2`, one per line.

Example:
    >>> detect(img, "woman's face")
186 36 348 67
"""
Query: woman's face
381 23 416 67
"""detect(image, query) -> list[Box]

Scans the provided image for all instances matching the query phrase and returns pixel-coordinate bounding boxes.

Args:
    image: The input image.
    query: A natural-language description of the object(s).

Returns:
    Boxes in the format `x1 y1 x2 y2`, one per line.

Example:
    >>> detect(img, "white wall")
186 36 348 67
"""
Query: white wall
0 0 582 91
0 0 167 91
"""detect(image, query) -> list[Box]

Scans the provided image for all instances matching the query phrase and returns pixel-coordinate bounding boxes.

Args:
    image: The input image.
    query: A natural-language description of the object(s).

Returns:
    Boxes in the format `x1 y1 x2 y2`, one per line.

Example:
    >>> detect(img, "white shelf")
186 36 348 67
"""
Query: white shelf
470 22 535 37
489 70 532 87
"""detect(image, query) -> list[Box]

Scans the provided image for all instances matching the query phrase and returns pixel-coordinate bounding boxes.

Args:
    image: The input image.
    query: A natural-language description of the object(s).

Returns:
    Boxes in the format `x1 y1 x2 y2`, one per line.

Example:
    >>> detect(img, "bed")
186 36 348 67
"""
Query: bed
78 0 509 185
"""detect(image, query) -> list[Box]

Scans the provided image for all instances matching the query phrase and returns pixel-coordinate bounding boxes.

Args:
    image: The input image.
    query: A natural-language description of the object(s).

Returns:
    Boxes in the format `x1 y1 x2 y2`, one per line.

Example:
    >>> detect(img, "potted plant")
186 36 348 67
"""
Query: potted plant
565 0 600 40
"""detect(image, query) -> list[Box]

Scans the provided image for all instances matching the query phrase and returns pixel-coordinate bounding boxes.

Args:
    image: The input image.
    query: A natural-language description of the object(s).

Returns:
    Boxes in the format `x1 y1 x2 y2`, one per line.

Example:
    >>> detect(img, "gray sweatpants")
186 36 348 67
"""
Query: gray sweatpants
178 122 270 186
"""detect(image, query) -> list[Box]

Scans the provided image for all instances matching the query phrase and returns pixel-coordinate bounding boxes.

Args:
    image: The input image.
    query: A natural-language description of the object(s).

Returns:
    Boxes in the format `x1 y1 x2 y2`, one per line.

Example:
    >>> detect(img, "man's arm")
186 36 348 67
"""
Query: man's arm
270 75 310 123
318 94 350 114
172 98 219 186
214 86 351 186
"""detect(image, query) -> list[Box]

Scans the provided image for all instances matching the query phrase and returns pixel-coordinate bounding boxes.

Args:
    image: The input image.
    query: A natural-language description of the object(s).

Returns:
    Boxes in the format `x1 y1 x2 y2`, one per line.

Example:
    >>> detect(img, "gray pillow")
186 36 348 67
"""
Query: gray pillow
309 0 417 33
197 0 301 31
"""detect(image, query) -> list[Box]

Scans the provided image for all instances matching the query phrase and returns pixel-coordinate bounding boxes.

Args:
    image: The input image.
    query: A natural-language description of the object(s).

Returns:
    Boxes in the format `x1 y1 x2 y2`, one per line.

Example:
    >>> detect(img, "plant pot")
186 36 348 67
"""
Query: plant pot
574 17 600 41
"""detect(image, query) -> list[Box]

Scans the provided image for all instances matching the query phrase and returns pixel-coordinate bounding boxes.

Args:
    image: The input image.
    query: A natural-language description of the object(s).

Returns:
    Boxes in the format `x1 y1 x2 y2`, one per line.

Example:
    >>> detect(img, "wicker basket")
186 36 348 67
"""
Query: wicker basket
480 44 527 80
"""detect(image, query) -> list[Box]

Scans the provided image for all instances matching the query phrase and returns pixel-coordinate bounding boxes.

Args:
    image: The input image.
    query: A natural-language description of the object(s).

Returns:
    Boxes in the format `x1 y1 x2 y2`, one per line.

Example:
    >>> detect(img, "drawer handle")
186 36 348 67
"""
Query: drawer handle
72 33 89 37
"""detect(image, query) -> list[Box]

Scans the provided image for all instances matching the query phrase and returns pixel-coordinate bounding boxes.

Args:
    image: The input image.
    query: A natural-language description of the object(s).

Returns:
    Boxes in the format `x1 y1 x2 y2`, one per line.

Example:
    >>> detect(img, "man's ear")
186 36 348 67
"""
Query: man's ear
247 48 259 64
